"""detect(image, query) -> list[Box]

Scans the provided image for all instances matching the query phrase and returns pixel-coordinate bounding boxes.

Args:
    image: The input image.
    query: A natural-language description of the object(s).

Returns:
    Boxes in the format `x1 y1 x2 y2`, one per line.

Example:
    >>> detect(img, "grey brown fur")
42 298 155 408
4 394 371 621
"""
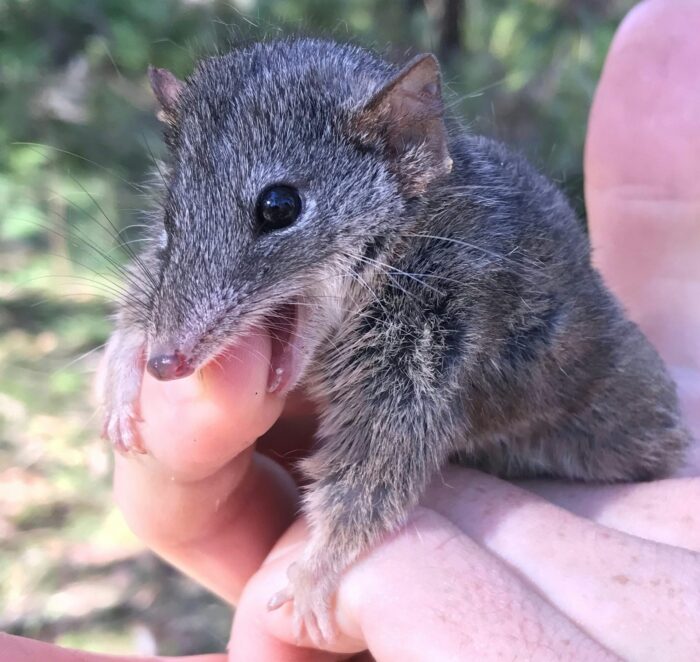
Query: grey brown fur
101 38 690 642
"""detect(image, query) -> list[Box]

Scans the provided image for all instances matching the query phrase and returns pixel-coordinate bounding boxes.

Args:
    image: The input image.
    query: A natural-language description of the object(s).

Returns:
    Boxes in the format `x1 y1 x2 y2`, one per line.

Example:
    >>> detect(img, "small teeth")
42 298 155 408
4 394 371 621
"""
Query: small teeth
267 366 285 393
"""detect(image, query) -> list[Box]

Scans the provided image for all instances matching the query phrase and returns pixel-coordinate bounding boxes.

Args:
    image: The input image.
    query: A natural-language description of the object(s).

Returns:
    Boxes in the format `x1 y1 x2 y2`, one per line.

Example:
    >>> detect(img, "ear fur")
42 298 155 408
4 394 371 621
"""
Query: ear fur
148 66 185 123
358 53 452 194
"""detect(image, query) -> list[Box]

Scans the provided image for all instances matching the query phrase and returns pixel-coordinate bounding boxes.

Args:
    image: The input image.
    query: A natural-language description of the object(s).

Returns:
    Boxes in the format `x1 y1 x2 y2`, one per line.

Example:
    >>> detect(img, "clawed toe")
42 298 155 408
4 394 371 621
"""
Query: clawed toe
267 586 293 611
269 561 338 647
103 407 145 455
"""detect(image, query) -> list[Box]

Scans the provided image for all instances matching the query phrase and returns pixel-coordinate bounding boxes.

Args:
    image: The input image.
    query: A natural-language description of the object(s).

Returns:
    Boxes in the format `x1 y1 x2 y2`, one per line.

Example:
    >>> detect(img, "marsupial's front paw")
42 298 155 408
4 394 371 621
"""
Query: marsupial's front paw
268 559 338 647
102 403 145 455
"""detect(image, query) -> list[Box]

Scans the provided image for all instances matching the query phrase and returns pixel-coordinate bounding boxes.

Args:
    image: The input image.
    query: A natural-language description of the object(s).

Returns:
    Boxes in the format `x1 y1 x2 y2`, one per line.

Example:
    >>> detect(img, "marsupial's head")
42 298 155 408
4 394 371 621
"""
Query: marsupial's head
139 38 452 390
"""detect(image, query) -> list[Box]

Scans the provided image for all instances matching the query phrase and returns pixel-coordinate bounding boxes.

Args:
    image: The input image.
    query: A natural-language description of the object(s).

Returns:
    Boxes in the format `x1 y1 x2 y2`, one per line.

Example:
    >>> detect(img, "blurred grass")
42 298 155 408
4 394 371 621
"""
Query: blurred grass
0 0 634 655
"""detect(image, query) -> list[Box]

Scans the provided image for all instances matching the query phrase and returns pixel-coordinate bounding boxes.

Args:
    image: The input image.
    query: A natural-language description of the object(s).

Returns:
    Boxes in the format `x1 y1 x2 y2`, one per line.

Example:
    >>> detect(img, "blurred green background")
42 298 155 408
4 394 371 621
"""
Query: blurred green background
1 0 635 655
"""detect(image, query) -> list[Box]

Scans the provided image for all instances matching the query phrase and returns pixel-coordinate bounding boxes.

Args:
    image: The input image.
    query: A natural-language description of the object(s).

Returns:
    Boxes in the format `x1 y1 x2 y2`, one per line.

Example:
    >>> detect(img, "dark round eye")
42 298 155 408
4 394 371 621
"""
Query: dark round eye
255 184 302 233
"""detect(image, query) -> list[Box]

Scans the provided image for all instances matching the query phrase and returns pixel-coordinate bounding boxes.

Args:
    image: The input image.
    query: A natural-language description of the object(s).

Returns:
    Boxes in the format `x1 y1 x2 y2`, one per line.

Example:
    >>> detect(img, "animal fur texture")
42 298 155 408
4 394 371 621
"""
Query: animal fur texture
101 39 690 644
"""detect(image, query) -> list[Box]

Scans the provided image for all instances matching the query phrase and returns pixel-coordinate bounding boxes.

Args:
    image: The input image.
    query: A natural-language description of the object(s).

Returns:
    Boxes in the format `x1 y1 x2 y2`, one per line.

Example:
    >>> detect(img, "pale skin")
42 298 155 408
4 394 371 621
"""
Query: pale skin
3 0 700 659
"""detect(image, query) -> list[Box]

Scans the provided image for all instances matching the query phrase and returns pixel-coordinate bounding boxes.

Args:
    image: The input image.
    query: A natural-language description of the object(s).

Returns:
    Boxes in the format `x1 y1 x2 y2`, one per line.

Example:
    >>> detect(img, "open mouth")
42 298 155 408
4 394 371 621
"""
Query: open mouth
265 301 304 394
146 301 306 391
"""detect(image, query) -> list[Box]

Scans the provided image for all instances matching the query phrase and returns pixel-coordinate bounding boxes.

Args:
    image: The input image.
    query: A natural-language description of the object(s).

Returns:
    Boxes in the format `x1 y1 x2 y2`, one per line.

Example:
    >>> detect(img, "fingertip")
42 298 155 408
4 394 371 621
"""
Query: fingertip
586 0 700 197
136 329 286 478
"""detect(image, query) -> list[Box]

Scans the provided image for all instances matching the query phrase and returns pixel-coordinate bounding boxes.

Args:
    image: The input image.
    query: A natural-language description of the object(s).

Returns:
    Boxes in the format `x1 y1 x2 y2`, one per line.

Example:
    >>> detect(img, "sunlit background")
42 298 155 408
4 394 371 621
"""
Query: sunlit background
0 0 635 655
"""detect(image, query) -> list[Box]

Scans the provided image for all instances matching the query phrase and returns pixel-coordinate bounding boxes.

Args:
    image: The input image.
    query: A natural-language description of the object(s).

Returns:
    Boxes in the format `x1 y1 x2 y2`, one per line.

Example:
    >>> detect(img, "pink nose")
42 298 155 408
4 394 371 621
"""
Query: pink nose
146 350 194 381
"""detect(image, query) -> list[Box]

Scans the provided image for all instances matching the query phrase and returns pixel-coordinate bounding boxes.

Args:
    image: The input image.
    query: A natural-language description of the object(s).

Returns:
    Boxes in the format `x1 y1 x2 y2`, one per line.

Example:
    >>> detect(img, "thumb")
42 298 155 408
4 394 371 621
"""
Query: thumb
584 0 700 446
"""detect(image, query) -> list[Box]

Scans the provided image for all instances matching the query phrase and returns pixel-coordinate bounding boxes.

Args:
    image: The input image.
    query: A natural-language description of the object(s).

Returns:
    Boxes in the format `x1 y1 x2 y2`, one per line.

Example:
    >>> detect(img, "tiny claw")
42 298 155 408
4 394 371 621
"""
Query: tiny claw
102 405 147 456
131 442 148 455
267 587 292 611
113 441 130 456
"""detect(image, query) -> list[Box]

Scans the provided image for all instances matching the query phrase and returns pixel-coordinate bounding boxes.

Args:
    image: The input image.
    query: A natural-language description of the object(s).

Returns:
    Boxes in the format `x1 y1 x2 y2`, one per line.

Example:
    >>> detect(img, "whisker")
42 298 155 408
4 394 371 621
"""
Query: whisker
69 176 160 291
13 142 144 192
49 343 108 378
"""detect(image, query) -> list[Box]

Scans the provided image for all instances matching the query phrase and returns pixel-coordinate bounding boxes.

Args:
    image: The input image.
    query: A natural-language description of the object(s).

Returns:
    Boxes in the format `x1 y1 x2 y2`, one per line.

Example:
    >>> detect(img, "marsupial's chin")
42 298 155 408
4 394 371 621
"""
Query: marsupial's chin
265 300 305 395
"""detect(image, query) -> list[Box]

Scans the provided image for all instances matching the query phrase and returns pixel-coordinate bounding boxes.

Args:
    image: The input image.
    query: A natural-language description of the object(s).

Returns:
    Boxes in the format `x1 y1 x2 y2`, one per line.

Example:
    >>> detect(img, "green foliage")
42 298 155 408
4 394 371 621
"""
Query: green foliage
0 0 635 655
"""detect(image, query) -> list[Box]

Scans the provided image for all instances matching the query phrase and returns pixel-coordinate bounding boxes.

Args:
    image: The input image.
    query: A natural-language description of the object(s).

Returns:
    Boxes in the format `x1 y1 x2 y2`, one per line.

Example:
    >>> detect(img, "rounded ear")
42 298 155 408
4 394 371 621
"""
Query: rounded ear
148 66 185 123
358 54 453 194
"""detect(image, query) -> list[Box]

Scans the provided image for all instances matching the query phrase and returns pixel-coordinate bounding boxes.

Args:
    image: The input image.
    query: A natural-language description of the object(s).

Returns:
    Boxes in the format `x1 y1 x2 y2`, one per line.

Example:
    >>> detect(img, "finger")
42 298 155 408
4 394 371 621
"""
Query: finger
584 0 700 374
229 520 362 660
116 451 299 603
518 477 700 552
0 632 226 662
229 516 613 661
114 331 298 603
427 468 700 660
585 0 700 468
135 330 283 478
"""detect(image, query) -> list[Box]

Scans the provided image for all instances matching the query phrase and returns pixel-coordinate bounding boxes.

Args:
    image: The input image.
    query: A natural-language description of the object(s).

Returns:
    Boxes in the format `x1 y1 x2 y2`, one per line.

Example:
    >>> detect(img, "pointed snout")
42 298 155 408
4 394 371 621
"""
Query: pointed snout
146 350 195 381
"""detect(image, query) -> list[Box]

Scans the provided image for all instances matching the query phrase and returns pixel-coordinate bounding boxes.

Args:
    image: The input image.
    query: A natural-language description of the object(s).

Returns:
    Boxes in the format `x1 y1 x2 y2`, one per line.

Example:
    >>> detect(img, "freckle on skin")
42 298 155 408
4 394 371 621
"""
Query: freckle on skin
612 574 630 585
